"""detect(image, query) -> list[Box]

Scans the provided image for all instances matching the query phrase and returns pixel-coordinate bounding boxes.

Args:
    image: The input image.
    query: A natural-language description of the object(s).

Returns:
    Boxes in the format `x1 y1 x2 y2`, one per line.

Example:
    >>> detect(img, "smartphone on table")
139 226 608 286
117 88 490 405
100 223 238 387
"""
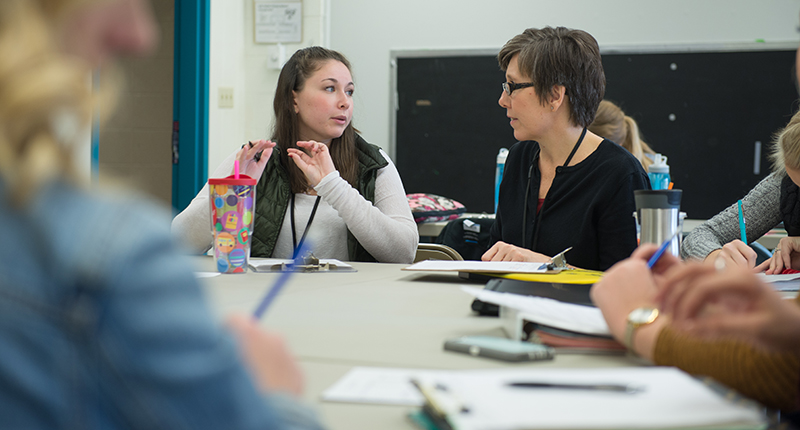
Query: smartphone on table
443 336 555 362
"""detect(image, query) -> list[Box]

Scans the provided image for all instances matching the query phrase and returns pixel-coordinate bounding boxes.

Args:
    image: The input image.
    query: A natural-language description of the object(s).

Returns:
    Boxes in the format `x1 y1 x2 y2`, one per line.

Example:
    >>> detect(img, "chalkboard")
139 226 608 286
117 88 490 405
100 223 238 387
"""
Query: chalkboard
392 45 799 219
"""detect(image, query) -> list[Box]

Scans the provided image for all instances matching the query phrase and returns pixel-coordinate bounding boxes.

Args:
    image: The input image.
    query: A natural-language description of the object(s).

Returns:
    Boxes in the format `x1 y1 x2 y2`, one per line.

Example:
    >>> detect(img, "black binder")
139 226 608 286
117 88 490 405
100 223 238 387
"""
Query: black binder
471 277 594 316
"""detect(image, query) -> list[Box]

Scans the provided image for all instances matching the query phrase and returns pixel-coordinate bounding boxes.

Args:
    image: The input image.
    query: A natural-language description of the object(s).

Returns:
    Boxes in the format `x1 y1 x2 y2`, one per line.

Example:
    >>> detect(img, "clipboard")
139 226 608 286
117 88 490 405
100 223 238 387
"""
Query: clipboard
408 368 767 430
248 258 357 273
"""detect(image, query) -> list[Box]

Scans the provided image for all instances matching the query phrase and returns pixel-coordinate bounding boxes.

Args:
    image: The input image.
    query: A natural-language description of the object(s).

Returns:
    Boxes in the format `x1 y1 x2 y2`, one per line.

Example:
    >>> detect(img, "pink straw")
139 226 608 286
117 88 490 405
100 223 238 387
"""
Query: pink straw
234 160 240 179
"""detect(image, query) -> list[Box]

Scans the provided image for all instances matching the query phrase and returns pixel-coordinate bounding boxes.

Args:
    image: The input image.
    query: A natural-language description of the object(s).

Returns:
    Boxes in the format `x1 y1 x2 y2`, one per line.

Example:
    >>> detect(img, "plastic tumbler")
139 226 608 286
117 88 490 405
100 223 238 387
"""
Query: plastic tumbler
209 174 257 273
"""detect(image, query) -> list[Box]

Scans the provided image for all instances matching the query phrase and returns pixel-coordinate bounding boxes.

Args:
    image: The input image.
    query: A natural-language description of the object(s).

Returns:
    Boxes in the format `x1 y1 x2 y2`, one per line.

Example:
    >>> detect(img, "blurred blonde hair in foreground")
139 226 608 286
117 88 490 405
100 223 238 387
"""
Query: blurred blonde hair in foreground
589 100 656 170
0 0 117 205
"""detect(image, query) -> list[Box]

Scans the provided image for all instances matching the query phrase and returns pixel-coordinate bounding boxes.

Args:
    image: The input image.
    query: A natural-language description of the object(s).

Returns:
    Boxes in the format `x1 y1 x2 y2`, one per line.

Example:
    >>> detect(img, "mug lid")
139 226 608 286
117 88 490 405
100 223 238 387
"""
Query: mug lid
634 189 682 209
209 174 257 186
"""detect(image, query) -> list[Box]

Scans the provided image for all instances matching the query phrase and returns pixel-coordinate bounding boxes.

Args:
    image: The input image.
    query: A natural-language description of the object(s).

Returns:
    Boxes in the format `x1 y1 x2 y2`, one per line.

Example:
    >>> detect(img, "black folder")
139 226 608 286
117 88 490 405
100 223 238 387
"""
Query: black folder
471 277 594 316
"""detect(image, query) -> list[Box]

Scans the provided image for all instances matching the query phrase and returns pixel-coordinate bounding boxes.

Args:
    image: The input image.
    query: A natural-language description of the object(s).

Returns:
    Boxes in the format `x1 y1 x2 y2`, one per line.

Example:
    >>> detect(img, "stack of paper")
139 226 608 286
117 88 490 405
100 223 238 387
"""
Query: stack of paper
461 286 610 336
758 272 800 292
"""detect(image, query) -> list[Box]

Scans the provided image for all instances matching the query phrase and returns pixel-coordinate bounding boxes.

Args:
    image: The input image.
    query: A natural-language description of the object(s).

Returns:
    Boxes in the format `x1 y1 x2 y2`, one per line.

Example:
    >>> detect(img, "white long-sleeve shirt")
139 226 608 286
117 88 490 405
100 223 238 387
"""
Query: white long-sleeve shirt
171 148 418 263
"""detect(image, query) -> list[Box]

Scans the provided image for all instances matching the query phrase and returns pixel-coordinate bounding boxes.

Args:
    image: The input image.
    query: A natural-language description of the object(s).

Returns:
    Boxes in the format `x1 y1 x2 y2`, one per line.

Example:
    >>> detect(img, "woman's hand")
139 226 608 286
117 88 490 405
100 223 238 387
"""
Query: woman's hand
590 245 672 359
234 139 275 181
704 239 757 270
655 265 800 352
226 314 304 396
287 141 337 187
764 236 800 274
481 241 550 262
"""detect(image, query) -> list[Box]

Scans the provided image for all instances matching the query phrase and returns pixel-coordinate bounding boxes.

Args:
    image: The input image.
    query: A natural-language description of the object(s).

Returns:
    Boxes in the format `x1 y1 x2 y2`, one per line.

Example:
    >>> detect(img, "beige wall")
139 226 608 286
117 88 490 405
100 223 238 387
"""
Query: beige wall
208 0 329 180
98 0 175 206
94 0 329 206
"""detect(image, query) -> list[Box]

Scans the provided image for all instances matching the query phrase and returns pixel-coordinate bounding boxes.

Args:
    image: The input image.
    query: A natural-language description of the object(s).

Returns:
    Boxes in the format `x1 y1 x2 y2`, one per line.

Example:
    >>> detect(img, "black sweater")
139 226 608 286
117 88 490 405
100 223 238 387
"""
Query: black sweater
490 139 650 271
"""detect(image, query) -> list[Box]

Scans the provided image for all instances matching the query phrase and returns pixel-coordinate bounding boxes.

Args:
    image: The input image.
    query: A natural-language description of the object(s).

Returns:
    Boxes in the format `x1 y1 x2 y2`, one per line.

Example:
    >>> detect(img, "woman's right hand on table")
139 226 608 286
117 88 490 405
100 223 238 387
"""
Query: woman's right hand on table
481 241 551 262
234 139 275 181
704 239 757 270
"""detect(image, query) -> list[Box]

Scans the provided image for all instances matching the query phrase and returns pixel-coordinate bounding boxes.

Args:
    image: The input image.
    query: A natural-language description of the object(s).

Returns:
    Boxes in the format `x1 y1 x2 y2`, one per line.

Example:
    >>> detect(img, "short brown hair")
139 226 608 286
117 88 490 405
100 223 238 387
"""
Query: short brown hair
498 27 605 128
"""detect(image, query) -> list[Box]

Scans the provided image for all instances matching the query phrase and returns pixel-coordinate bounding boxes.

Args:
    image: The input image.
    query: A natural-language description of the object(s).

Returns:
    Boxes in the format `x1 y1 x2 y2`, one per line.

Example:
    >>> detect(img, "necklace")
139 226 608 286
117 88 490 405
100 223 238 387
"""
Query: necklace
523 127 588 249
290 193 321 258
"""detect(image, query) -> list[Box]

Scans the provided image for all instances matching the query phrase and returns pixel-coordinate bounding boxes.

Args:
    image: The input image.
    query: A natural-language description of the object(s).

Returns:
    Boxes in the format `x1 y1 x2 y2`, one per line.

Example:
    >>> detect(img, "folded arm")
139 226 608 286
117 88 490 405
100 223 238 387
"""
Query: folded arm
314 150 418 263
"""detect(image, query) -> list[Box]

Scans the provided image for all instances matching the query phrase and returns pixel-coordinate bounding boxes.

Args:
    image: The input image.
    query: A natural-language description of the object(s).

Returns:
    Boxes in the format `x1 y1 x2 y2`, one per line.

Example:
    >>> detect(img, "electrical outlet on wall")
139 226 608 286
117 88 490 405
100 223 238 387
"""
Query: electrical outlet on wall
218 87 234 108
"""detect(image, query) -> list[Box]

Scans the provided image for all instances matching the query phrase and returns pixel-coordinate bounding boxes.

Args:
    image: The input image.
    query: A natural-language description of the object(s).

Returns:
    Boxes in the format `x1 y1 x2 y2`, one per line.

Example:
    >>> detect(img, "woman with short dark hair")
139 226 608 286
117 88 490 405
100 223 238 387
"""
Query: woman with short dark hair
485 27 650 271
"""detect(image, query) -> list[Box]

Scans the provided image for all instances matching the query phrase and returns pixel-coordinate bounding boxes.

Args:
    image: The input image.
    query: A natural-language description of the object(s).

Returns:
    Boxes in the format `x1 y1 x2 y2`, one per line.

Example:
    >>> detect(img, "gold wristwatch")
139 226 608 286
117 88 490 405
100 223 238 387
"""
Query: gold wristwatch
624 307 659 350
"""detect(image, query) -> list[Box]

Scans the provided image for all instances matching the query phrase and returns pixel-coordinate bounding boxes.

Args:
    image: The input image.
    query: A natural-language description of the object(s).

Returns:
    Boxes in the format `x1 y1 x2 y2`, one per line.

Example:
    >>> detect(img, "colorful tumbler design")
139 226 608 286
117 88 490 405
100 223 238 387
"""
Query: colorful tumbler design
209 175 257 273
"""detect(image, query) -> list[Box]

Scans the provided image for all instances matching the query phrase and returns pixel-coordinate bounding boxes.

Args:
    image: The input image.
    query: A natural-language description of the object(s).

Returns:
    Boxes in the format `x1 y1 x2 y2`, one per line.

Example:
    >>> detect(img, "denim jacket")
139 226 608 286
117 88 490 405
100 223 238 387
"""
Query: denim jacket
0 180 324 430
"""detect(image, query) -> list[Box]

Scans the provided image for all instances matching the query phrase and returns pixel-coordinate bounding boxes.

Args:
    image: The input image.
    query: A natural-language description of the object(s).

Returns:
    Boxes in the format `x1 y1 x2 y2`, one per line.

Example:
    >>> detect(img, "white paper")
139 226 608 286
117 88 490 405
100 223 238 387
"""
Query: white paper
321 367 426 406
194 272 221 278
417 367 764 430
324 366 763 429
254 1 302 43
757 273 800 291
403 260 548 273
461 286 611 335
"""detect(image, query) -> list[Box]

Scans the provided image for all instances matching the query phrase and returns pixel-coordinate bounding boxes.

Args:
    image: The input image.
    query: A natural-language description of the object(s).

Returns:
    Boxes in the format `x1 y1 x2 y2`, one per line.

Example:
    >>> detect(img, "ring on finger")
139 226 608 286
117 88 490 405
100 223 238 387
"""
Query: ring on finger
776 248 782 252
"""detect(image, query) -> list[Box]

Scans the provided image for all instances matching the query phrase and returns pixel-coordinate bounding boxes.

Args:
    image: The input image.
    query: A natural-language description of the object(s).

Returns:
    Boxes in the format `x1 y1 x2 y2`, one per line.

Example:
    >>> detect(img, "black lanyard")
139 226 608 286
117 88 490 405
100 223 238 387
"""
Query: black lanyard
523 127 588 249
290 193 321 258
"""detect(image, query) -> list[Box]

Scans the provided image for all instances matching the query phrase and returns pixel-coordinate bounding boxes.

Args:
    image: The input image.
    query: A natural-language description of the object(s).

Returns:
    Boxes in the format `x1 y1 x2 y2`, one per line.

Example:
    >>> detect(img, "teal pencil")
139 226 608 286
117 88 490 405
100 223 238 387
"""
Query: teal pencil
738 200 747 243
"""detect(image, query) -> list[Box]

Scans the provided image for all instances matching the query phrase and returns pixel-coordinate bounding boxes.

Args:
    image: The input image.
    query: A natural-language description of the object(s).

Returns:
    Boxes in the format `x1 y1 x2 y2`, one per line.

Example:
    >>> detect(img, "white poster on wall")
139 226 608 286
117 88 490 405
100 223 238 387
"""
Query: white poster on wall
254 1 302 43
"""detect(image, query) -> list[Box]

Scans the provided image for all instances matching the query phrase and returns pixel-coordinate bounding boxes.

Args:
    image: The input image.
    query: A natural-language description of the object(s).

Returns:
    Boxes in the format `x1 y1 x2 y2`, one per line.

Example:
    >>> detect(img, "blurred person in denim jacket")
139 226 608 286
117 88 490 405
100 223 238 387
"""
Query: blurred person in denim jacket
0 1 325 428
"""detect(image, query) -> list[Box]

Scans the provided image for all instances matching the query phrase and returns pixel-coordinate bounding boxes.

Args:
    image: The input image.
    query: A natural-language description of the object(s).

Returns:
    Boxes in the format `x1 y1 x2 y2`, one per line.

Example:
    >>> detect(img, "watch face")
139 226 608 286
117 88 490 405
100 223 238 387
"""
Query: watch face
629 308 658 324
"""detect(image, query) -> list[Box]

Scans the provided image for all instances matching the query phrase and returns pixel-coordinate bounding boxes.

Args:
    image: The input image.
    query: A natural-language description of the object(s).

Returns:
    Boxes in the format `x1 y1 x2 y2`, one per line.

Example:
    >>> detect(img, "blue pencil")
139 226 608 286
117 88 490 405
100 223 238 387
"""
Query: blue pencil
738 199 747 244
646 230 680 269
252 239 312 320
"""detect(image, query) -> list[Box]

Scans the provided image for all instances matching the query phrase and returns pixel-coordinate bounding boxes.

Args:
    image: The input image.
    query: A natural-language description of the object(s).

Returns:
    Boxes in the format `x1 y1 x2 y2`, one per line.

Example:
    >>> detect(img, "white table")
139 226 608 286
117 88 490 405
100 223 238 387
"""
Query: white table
194 258 639 429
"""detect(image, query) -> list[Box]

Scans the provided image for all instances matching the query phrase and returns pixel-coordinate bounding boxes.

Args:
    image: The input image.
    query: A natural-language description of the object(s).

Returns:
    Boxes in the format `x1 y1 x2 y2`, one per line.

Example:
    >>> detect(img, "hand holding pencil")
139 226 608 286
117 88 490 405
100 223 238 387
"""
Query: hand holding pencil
226 315 305 396
704 200 758 270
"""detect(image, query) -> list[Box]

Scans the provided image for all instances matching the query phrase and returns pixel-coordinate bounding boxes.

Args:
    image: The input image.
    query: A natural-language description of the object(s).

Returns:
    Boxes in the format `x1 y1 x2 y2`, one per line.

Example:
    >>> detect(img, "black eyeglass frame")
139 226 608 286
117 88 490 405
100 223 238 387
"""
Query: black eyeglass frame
502 81 535 95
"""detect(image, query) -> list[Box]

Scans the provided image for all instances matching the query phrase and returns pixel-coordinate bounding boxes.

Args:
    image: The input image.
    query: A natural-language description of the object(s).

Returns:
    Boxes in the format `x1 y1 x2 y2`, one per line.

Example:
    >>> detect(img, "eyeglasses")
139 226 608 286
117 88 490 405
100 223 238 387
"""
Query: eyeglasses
502 81 535 95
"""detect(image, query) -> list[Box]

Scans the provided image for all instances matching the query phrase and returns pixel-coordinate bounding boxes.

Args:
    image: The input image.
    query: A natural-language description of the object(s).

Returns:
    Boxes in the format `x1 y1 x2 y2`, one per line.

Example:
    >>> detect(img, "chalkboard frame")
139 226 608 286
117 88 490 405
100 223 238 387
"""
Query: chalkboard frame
390 43 800 219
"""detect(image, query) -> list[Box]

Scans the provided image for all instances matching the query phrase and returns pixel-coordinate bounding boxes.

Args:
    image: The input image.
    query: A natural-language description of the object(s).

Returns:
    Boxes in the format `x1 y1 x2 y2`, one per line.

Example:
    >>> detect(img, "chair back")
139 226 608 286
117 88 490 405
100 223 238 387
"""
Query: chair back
414 243 464 263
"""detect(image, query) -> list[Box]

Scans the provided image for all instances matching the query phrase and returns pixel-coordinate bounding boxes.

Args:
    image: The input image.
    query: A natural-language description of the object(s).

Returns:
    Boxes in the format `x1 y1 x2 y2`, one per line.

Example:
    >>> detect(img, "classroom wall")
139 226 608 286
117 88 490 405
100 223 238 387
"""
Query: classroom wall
328 0 800 154
208 0 329 178
98 0 174 205
207 0 800 179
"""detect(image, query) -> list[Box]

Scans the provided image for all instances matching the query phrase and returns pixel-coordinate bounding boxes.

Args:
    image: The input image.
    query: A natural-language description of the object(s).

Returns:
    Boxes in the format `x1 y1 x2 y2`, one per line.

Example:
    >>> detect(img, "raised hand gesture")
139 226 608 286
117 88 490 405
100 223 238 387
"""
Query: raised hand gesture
286 140 336 187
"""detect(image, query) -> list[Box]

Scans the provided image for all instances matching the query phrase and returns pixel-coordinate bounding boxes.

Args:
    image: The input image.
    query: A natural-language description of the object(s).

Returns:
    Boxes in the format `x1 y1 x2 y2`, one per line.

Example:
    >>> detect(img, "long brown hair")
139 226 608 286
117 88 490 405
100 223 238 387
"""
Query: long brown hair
272 46 358 193
589 100 655 169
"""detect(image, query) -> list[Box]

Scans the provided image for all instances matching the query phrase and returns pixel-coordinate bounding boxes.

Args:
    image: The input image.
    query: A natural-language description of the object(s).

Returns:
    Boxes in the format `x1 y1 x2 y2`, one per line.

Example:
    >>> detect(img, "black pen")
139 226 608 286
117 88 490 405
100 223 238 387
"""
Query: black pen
507 382 643 394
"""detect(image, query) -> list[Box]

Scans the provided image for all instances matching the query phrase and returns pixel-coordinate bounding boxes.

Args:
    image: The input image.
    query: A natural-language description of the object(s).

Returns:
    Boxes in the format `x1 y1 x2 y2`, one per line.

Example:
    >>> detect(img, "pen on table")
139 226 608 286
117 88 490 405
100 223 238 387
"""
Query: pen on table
507 382 644 394
646 230 680 269
252 239 312 320
738 199 747 243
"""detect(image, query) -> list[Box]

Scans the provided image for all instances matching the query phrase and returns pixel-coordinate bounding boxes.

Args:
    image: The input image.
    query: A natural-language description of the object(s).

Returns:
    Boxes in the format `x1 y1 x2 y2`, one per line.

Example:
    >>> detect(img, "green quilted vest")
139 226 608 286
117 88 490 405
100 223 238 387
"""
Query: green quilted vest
250 135 389 262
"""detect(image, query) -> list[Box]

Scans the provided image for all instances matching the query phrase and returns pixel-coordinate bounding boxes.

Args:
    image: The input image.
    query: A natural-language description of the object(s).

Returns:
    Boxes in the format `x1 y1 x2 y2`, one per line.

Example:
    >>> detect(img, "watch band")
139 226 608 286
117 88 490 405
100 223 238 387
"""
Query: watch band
624 321 637 350
624 308 659 351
